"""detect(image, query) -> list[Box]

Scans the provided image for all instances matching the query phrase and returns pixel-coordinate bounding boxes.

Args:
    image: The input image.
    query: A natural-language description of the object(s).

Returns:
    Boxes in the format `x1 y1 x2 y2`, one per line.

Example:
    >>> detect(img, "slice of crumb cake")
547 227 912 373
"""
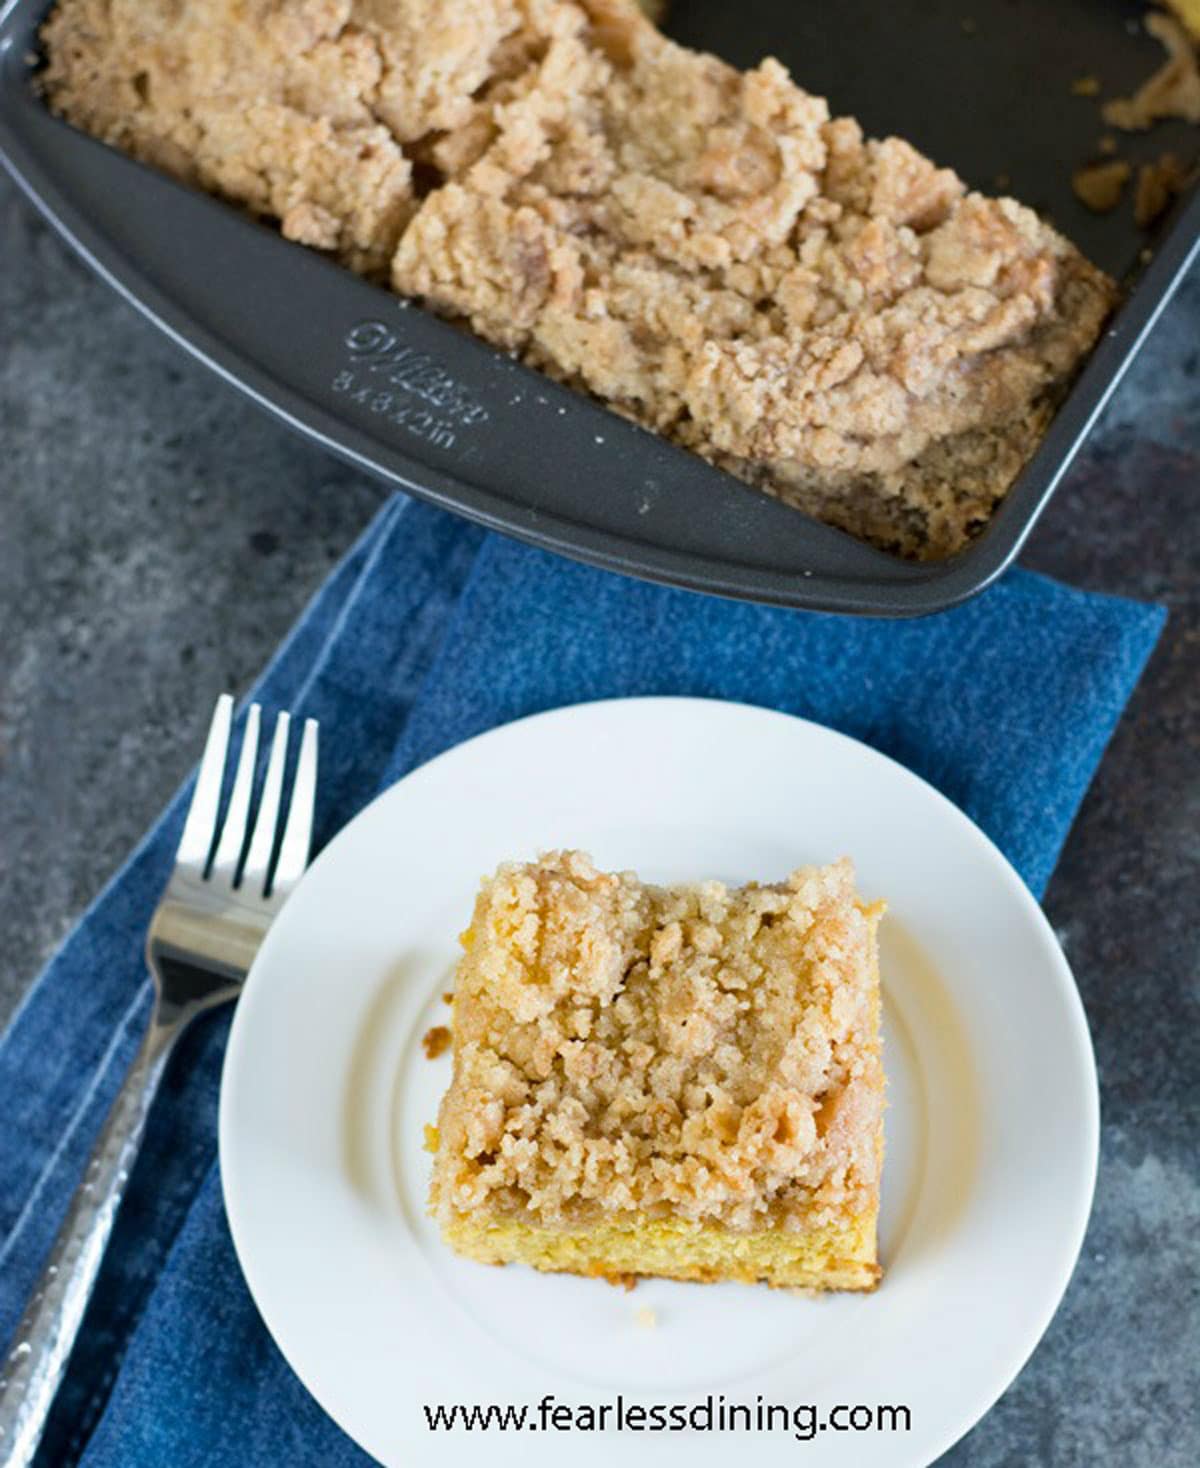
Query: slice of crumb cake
429 850 885 1291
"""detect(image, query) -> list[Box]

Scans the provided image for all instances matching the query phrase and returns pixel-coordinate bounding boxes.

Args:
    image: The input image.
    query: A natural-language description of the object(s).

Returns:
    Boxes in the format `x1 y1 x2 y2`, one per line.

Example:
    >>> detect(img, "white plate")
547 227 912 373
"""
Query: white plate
219 697 1098 1468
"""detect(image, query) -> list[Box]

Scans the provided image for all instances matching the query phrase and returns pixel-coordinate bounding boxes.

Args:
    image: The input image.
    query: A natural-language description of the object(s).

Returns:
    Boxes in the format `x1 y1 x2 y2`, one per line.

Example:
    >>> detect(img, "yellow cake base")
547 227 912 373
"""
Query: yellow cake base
442 1211 881 1292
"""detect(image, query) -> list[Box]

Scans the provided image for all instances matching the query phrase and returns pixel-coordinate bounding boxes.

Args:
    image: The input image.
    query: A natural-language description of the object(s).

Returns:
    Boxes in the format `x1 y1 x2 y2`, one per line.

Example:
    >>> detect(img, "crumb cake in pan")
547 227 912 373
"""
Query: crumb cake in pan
429 851 885 1292
41 0 1115 560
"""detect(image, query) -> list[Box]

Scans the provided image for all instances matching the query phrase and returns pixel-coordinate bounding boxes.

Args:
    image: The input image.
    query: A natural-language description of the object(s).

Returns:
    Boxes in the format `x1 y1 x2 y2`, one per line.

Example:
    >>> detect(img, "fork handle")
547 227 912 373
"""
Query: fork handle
0 1007 181 1468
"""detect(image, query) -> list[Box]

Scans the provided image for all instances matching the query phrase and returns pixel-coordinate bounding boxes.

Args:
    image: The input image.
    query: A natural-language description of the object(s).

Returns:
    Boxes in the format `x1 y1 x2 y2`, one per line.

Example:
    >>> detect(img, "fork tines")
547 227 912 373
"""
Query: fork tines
176 694 318 900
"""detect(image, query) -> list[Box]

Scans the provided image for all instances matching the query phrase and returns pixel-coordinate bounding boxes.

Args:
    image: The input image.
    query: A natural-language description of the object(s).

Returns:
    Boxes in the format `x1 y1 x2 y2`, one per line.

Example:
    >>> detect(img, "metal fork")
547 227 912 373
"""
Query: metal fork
0 695 318 1468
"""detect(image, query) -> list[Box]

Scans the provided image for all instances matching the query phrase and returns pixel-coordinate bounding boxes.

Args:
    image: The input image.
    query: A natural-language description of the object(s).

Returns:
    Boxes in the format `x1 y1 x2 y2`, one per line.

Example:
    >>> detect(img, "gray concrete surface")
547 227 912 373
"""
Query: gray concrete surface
1 165 1197 1465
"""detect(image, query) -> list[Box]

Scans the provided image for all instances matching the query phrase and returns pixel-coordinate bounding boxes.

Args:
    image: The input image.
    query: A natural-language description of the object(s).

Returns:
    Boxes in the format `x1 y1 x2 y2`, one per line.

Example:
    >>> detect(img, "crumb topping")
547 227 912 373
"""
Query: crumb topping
422 1024 453 1060
1103 12 1200 131
1134 153 1192 228
1073 160 1133 214
42 0 1114 558
433 851 883 1234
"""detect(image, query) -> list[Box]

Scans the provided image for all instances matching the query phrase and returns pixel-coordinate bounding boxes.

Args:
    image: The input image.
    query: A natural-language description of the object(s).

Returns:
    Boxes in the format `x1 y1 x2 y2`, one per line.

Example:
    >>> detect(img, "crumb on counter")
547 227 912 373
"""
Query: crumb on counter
1071 75 1102 97
634 1306 658 1328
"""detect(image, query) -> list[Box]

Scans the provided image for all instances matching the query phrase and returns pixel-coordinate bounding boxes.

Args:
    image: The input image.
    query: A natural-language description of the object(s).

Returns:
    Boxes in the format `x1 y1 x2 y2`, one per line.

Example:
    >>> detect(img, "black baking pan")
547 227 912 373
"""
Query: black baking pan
1 0 1198 615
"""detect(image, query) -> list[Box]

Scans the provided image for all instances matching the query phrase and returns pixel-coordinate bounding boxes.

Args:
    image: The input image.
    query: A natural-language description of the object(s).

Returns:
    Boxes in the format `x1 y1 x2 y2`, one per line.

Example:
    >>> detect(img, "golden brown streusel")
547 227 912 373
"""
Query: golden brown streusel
1134 153 1192 229
422 1024 453 1060
431 851 883 1237
42 0 1114 558
1073 160 1133 214
1103 11 1200 131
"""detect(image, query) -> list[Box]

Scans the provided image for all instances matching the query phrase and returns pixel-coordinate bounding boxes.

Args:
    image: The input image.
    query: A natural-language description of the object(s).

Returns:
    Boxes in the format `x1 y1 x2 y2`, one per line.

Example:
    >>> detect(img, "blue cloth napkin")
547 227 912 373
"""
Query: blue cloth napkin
0 496 1164 1467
